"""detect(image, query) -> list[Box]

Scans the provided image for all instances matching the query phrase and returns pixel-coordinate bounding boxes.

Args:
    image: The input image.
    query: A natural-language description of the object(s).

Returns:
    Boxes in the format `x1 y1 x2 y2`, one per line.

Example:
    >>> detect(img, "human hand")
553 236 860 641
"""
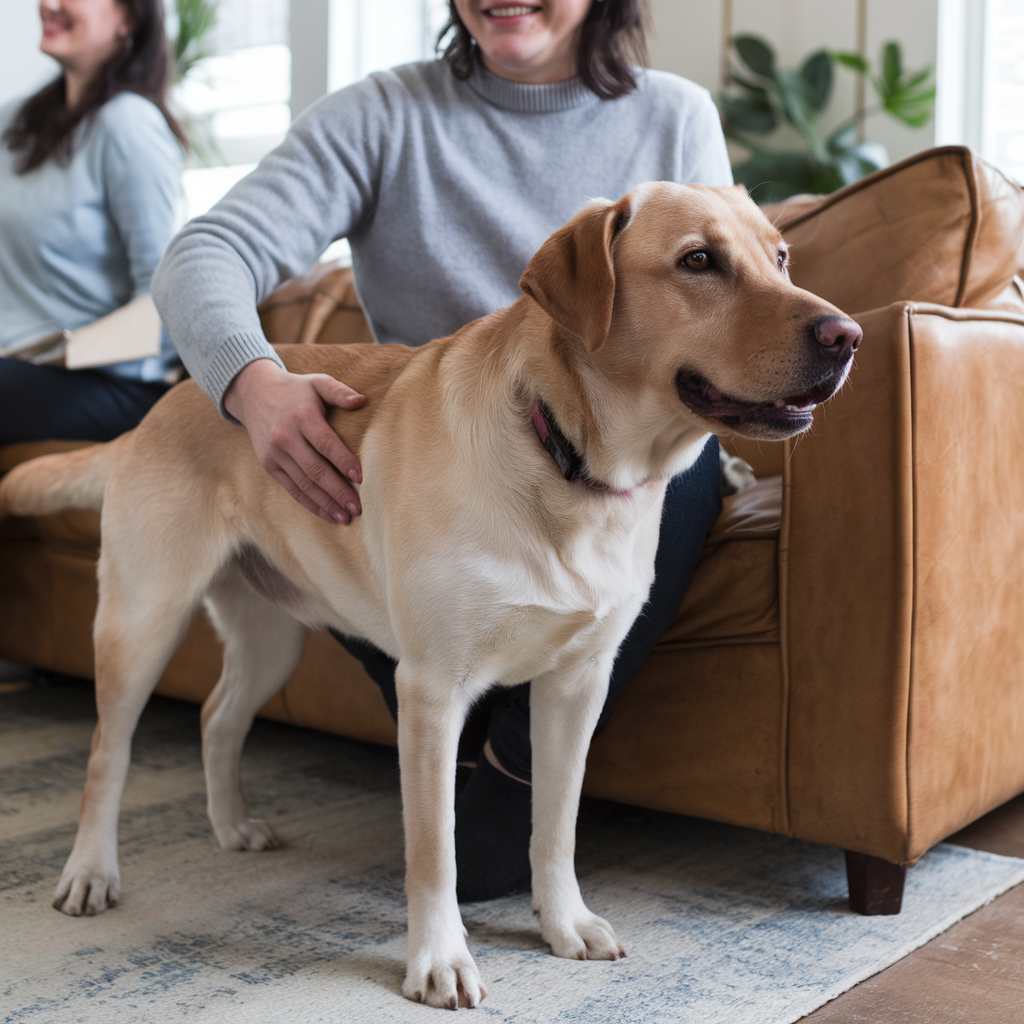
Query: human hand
224 358 366 524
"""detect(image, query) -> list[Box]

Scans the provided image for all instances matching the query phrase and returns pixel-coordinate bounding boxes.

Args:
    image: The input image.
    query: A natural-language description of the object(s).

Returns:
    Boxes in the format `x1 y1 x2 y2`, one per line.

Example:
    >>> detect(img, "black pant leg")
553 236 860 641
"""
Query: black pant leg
0 358 169 445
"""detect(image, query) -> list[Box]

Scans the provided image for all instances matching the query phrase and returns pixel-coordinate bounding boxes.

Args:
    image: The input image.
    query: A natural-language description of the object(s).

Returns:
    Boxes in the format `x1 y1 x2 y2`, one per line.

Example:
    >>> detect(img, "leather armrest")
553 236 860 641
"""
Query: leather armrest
780 302 1024 862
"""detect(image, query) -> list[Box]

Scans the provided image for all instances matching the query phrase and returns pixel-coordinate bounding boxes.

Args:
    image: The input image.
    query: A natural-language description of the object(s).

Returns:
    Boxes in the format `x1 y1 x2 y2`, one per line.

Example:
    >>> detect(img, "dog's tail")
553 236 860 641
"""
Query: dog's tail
0 440 120 517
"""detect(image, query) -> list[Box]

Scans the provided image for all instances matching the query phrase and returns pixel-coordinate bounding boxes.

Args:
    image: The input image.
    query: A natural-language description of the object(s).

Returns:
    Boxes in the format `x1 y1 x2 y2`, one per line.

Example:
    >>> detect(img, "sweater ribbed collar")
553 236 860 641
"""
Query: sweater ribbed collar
466 62 598 113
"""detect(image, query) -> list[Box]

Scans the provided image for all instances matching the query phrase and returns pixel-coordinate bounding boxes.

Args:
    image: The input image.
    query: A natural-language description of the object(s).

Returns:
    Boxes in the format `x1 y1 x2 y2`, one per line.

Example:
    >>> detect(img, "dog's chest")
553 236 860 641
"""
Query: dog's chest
395 507 661 684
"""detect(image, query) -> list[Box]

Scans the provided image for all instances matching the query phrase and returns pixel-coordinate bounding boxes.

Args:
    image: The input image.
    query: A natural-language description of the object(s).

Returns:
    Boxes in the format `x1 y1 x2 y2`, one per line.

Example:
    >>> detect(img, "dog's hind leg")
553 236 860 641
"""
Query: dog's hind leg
397 662 487 1009
200 562 307 852
52 542 213 917
529 656 626 961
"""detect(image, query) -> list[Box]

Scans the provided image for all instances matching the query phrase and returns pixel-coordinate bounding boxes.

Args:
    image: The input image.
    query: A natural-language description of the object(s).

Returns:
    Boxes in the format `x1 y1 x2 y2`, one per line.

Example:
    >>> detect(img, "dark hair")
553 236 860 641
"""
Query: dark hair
3 0 185 174
439 0 651 100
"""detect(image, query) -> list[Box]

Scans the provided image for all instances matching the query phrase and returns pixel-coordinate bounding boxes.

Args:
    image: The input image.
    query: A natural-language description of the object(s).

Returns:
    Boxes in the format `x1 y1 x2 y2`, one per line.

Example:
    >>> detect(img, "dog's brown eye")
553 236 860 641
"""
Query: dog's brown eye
682 251 711 271
777 250 788 271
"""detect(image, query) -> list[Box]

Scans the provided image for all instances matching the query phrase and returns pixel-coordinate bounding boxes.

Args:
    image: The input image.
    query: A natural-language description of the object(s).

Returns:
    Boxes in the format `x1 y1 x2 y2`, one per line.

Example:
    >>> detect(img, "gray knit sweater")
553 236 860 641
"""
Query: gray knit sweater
152 59 731 410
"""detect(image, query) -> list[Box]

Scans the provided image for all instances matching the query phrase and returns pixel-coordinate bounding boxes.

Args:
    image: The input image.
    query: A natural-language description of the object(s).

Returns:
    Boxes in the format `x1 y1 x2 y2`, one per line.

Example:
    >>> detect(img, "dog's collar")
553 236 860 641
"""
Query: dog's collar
531 399 612 492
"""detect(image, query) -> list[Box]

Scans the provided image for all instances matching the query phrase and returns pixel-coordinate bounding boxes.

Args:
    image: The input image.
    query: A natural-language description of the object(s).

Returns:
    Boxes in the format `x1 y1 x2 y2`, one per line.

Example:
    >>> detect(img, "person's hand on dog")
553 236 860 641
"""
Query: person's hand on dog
224 358 366 524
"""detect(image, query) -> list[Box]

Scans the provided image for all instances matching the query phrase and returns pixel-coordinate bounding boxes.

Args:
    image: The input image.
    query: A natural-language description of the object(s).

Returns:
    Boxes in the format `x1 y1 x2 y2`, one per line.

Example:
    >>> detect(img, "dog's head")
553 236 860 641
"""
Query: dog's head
519 182 860 444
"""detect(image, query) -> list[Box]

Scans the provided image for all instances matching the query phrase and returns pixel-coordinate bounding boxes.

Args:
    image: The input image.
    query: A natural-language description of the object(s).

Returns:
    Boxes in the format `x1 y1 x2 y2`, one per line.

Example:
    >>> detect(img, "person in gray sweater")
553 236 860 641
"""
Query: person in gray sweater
153 0 732 900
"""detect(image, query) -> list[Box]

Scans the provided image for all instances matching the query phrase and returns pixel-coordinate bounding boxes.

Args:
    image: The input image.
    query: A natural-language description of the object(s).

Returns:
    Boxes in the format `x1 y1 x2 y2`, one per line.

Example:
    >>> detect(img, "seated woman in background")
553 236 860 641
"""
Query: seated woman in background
0 0 184 446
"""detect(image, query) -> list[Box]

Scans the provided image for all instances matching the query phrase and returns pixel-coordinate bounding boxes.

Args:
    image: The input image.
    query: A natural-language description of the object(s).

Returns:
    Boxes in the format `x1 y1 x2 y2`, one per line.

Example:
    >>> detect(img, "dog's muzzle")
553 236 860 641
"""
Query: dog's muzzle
675 315 861 438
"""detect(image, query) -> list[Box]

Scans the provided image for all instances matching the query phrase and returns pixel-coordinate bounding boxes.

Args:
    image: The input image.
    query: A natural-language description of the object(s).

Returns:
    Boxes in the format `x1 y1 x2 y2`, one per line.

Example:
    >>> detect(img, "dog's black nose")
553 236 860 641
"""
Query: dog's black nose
812 316 862 358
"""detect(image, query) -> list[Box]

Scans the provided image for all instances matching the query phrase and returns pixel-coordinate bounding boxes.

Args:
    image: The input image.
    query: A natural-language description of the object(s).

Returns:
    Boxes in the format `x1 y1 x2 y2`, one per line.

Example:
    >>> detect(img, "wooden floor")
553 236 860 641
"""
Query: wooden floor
806 794 1024 1022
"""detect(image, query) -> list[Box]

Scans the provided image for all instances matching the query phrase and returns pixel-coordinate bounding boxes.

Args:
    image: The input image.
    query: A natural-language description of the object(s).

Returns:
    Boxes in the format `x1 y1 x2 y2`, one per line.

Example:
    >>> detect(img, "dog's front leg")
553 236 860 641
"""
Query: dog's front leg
396 662 486 1009
530 659 626 961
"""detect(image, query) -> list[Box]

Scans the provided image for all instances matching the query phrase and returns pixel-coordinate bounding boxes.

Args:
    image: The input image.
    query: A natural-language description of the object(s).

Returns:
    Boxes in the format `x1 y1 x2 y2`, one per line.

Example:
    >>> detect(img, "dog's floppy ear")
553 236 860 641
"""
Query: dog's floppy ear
519 196 630 353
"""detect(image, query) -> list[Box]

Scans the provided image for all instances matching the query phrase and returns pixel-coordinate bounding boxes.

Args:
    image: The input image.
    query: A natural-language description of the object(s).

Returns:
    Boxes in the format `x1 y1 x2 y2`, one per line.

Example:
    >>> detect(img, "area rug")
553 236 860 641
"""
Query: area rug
3 681 1023 1024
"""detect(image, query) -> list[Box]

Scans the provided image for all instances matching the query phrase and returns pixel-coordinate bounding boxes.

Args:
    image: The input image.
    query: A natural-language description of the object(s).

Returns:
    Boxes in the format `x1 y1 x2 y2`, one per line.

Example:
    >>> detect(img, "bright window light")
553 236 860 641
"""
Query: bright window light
180 163 256 221
984 0 1024 182
176 45 291 116
174 0 448 252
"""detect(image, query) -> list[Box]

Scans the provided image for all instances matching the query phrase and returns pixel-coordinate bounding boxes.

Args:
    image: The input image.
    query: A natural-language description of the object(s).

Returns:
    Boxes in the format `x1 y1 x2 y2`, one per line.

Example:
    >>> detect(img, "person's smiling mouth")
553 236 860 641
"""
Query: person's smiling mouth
483 5 543 20
41 10 73 36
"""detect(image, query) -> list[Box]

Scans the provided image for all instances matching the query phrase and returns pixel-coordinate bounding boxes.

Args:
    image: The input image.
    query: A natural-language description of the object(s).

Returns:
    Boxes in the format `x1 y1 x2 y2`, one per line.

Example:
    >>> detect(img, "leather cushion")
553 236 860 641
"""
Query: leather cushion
663 475 781 647
258 261 373 347
762 147 1024 314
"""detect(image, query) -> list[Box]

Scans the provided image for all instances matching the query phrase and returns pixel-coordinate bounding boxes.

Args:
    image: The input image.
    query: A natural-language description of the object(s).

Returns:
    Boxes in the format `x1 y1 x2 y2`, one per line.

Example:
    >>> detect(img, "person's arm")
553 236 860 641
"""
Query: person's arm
101 95 182 303
152 78 395 524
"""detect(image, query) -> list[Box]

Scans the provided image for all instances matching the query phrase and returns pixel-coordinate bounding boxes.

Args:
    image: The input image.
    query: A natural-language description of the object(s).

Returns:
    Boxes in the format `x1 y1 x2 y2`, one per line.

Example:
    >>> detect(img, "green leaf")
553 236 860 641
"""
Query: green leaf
884 81 936 126
833 51 869 74
800 51 833 111
722 96 778 134
732 146 844 203
901 67 933 90
734 35 776 79
774 69 819 137
730 74 770 100
174 0 219 83
882 41 902 92
826 120 859 154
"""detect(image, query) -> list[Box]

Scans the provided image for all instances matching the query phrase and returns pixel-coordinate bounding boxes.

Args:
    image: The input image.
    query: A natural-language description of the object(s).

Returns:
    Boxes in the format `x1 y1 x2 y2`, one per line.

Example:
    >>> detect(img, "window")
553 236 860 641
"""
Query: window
177 0 449 225
983 0 1024 180
937 0 1024 182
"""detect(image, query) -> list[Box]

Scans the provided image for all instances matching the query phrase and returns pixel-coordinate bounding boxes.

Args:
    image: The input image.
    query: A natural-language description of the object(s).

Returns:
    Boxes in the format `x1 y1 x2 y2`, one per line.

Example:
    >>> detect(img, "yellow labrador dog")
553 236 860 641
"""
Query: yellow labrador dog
0 183 860 1009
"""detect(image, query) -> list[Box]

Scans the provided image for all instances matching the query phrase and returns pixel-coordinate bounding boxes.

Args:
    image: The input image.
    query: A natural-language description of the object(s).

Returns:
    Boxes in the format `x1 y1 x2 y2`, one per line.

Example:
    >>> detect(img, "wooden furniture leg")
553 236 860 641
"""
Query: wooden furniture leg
845 850 906 915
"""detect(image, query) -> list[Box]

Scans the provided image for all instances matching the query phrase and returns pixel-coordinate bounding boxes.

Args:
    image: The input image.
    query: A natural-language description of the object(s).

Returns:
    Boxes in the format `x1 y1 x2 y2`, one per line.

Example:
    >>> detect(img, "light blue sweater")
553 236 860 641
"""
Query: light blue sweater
154 60 732 409
0 90 182 381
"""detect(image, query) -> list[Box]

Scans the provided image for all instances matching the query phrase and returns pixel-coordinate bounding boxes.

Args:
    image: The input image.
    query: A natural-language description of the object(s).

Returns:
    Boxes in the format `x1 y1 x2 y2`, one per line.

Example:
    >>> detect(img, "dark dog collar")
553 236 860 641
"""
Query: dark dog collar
531 399 610 491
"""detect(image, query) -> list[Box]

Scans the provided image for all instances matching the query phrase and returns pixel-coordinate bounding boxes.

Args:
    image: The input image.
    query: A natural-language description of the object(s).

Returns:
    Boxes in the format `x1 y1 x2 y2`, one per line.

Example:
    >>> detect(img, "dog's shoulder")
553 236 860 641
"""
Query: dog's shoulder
278 342 431 458
277 341 420 384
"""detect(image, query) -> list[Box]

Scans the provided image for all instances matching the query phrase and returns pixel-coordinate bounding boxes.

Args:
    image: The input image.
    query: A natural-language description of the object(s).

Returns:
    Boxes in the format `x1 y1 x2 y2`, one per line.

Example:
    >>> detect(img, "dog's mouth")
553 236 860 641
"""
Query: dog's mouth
675 369 845 437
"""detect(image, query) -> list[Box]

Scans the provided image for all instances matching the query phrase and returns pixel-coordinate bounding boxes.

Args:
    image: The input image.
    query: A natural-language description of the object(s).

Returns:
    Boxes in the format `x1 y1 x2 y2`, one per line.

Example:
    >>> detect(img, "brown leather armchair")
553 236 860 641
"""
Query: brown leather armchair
3 147 1023 915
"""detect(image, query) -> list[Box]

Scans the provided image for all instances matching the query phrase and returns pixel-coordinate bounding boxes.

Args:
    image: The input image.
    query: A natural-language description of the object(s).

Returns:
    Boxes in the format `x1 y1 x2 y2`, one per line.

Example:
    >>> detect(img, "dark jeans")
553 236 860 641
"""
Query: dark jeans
333 435 723 781
0 358 169 445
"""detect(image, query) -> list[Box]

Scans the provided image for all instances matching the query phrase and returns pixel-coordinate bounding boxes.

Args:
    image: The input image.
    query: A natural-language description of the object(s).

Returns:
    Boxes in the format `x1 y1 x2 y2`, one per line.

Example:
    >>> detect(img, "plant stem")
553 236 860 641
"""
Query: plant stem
856 0 867 143
721 0 734 93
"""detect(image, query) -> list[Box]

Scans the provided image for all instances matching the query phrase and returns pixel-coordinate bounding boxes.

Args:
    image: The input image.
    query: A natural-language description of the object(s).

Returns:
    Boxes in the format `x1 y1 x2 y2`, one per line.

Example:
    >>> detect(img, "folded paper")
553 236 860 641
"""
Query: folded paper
65 295 162 369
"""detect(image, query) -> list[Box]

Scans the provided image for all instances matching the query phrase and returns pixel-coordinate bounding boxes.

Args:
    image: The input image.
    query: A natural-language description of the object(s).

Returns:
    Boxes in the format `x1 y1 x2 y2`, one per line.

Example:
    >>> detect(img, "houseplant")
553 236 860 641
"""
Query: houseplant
720 35 935 203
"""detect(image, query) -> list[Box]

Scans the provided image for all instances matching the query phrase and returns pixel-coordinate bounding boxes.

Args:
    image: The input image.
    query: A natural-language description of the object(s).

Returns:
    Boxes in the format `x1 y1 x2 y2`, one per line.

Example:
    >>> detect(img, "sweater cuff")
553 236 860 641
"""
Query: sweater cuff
205 330 285 420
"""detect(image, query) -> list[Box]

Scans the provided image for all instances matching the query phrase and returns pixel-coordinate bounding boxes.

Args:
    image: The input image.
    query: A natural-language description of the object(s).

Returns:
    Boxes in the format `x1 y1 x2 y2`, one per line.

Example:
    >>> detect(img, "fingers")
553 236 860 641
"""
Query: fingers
287 407 362 514
270 444 359 525
230 363 367 524
268 466 337 523
309 376 365 485
311 373 366 411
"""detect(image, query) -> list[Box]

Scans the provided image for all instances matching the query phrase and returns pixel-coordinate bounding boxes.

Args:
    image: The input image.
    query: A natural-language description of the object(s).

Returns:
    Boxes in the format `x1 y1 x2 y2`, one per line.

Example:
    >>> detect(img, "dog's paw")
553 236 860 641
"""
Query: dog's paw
402 951 487 1009
216 818 280 852
52 859 120 917
541 908 626 961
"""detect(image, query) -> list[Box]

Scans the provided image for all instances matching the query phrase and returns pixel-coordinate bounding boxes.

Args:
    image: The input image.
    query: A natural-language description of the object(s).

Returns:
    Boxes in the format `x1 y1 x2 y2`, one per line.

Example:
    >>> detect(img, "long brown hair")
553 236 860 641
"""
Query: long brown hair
3 0 185 174
439 0 651 100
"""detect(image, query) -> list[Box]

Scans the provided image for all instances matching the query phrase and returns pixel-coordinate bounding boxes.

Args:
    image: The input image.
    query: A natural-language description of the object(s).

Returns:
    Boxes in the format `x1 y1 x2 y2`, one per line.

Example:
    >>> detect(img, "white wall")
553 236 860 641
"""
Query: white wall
649 0 940 162
0 1 60 107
